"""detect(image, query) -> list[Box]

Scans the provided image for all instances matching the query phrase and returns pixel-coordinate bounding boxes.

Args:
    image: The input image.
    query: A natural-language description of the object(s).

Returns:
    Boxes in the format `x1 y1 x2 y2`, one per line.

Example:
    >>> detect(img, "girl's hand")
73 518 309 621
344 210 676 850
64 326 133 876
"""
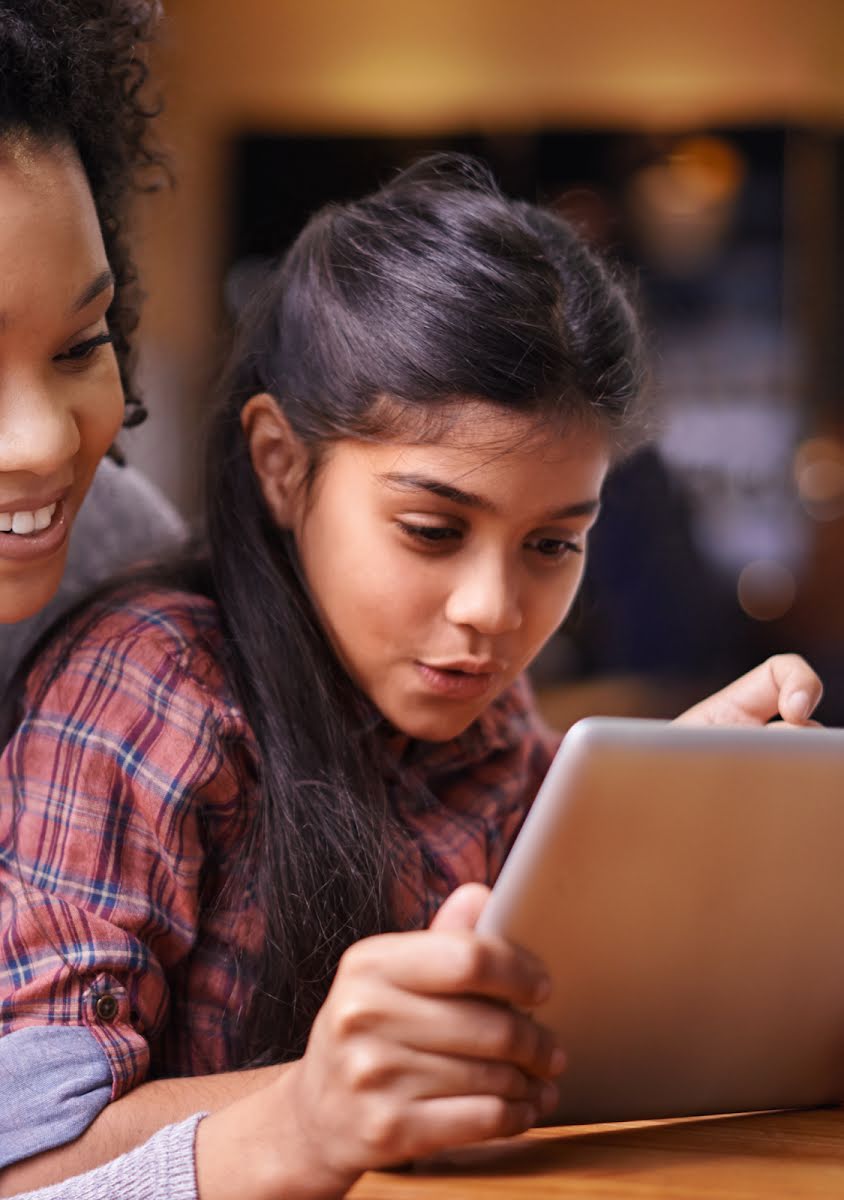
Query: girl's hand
675 654 823 728
276 883 563 1196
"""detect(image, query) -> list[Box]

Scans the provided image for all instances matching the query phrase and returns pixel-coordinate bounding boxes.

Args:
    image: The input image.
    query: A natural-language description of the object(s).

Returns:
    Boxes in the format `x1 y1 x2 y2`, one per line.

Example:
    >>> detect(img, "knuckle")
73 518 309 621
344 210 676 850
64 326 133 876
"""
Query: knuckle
346 1041 395 1092
360 1101 403 1156
451 935 488 987
331 992 377 1040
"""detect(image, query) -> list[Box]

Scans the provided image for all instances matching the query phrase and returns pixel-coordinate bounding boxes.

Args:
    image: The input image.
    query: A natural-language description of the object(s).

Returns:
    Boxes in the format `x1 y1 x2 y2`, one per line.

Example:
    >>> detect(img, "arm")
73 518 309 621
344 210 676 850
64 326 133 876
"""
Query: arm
8 1114 207 1200
7 887 564 1200
0 597 255 1183
0 1068 283 1197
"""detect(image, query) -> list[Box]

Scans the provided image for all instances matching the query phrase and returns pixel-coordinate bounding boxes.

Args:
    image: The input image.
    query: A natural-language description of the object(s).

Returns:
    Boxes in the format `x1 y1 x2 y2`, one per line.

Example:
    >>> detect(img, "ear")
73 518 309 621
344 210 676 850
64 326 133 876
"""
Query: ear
241 393 308 528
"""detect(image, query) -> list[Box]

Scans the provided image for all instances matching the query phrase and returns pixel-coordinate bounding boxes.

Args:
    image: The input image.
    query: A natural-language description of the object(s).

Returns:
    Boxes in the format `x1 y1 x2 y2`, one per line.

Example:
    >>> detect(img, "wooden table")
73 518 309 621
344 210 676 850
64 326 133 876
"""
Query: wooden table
350 1108 844 1198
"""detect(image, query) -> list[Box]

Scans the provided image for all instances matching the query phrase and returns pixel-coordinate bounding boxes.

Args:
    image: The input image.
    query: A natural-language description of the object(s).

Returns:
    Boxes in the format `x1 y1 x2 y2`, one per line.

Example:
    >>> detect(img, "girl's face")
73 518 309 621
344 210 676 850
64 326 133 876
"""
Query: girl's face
0 142 123 623
294 405 610 741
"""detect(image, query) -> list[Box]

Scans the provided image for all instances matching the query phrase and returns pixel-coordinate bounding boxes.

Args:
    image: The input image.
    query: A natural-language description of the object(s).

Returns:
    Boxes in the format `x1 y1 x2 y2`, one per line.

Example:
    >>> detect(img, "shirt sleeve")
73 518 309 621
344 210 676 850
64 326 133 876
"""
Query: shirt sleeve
9 1111 206 1200
0 600 241 1154
0 1027 111 1169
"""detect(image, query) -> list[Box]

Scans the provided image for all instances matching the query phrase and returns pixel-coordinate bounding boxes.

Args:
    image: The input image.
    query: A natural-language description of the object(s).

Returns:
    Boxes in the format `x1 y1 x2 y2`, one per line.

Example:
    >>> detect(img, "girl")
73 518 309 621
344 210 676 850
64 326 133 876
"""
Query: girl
1 155 821 1200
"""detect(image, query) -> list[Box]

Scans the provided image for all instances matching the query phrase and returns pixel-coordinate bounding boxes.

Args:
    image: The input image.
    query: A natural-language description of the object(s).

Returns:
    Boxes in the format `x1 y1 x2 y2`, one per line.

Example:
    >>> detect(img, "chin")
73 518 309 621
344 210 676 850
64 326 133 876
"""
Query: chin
389 703 483 744
0 564 65 626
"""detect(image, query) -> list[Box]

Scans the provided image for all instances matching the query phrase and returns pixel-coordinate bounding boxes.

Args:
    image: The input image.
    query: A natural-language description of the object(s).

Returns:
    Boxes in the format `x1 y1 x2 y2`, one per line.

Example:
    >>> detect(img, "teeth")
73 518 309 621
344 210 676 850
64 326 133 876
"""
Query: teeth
1 503 58 536
33 506 54 532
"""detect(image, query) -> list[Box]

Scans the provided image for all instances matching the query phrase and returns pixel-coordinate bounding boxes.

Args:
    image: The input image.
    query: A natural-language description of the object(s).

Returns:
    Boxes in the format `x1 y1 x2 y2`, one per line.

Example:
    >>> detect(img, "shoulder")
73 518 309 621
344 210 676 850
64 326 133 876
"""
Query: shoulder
10 588 254 831
26 587 238 726
80 458 187 548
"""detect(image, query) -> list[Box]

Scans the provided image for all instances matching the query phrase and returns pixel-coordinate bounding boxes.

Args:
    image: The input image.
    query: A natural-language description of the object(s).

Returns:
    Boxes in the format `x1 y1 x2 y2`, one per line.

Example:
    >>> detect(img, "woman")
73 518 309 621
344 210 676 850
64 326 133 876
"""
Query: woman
0 0 185 701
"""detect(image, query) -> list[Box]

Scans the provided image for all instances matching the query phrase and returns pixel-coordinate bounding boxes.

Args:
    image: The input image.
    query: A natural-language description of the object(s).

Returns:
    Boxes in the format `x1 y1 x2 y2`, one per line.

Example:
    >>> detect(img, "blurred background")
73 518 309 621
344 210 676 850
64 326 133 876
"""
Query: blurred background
128 0 844 726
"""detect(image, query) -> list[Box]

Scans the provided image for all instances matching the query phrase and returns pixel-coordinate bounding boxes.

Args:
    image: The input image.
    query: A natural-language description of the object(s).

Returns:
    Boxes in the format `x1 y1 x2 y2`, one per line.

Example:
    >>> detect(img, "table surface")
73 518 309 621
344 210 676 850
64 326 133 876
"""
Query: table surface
349 1108 844 1198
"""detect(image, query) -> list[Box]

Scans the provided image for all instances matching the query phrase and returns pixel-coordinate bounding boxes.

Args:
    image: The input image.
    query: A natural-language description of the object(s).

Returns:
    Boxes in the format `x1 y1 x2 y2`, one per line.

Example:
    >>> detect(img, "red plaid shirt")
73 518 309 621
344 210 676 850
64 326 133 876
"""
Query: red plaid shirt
0 591 558 1100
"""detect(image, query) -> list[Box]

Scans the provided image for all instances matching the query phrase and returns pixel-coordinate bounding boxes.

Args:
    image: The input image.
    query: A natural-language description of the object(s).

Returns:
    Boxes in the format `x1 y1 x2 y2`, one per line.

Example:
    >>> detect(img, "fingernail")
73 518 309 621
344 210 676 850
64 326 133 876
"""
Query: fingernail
550 1047 567 1074
789 690 811 722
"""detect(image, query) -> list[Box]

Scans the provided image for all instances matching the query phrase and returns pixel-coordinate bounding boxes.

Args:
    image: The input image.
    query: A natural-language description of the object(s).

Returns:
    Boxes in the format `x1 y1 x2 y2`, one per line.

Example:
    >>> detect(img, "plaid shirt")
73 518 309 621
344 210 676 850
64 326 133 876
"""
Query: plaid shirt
0 591 558 1101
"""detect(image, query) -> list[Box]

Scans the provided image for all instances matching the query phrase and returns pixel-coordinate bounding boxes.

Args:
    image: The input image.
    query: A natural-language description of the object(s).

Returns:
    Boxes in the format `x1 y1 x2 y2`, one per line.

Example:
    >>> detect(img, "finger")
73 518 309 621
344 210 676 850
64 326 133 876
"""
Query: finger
430 883 491 933
406 1094 541 1158
772 654 823 723
405 1049 561 1112
354 989 564 1079
675 654 823 727
344 929 551 1009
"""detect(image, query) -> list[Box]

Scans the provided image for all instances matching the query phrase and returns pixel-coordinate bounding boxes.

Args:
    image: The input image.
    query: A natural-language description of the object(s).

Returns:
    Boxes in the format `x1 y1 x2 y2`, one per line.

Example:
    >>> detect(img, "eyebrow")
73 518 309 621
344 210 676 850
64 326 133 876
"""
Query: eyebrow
71 269 115 315
0 269 116 333
380 472 601 521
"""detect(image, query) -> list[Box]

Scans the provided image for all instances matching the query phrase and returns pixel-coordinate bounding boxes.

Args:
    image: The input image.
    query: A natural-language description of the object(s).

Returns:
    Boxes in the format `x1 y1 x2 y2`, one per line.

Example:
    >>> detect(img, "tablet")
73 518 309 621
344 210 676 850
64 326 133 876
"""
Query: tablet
476 716 844 1124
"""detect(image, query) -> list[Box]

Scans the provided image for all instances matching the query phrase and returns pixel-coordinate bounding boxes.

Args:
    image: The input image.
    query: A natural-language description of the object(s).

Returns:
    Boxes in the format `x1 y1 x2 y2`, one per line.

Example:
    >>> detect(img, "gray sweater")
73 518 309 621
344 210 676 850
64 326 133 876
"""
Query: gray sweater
0 457 188 696
12 1114 205 1200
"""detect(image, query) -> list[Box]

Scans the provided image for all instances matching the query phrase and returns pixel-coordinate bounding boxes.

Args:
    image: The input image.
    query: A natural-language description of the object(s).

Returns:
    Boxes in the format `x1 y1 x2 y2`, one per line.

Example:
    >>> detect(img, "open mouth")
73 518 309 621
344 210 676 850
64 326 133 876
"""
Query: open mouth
0 499 69 561
0 502 59 535
415 661 497 700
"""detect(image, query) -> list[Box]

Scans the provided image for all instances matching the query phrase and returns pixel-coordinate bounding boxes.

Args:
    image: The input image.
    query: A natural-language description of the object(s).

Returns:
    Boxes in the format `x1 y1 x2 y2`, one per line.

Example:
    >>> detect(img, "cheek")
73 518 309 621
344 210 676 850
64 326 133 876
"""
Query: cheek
75 364 125 473
527 563 585 641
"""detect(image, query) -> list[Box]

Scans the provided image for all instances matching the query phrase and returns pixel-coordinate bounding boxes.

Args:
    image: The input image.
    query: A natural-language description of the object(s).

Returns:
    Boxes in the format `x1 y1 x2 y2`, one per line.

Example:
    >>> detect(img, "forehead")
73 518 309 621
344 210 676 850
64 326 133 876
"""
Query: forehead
324 401 610 499
0 140 106 327
386 400 604 463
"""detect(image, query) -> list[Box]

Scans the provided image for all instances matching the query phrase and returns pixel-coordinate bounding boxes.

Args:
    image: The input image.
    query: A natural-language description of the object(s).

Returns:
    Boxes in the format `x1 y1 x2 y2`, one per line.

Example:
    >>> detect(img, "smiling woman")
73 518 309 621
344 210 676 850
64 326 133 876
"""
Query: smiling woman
0 143 123 623
0 0 180 647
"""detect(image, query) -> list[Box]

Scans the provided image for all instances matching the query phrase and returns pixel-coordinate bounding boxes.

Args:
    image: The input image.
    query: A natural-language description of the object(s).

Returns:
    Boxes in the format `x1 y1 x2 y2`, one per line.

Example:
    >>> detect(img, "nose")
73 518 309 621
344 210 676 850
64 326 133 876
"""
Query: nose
445 550 523 635
0 373 81 477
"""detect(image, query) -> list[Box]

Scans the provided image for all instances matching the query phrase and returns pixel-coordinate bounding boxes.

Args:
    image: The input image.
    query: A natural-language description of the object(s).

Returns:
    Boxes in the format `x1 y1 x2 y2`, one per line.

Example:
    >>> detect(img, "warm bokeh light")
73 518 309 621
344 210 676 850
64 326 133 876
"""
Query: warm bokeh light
793 434 844 521
626 135 746 274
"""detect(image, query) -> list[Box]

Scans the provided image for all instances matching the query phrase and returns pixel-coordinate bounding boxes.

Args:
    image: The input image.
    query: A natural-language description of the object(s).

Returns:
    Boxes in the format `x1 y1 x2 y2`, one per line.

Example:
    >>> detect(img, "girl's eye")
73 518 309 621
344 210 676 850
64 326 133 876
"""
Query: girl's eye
528 536 584 562
397 521 462 547
54 332 114 367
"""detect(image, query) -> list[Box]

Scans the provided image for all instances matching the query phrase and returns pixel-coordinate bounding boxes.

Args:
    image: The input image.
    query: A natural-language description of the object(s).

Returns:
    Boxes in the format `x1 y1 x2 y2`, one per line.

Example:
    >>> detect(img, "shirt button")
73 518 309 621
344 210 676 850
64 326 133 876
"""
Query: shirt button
95 994 119 1024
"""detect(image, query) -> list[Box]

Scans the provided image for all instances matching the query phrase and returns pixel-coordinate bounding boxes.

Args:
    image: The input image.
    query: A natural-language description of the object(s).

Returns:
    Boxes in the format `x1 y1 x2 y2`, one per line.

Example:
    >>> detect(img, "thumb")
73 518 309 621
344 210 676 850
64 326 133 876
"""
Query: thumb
430 882 491 932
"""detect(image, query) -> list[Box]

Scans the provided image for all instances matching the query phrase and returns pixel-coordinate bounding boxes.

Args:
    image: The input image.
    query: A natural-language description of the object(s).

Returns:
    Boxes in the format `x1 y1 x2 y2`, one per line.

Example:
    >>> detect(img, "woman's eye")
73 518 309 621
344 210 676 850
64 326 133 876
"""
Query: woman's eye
55 332 113 366
398 521 461 546
528 536 584 561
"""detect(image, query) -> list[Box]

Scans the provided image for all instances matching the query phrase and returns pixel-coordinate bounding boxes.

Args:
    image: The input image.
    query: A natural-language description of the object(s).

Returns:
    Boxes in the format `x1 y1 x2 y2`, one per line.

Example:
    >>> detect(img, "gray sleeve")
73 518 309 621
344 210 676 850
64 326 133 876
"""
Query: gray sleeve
9 1112 206 1200
0 458 189 695
0 1028 112 1169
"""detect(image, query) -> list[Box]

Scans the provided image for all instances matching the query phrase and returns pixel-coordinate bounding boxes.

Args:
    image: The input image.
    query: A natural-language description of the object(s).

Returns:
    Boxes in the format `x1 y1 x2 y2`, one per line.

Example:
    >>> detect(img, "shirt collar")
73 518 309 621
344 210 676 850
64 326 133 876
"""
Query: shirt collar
372 676 533 776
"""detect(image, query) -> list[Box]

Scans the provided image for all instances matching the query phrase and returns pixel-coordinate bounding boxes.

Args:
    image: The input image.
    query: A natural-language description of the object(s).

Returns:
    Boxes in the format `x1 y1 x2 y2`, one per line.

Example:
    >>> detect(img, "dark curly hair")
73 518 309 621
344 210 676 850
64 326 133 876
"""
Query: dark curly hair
0 0 167 428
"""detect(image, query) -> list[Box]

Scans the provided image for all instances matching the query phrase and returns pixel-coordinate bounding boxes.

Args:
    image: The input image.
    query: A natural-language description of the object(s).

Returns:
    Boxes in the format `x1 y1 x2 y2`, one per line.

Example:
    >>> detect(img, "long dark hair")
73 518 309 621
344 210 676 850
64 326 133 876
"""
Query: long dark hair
207 155 649 1064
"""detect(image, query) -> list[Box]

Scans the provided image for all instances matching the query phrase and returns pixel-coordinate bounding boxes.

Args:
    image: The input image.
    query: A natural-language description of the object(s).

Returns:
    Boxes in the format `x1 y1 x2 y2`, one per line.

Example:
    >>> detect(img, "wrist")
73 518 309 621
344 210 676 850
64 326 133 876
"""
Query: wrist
195 1064 361 1200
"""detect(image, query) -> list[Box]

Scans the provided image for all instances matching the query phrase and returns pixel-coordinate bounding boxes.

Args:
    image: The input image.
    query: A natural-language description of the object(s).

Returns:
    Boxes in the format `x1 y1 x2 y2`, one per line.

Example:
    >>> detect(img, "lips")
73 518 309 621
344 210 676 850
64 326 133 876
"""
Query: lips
414 660 501 700
0 497 70 563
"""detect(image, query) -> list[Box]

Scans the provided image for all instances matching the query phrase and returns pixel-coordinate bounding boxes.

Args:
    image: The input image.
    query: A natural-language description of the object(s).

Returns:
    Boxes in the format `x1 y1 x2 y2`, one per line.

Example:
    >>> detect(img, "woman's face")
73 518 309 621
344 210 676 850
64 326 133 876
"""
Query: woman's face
293 404 610 742
0 140 124 623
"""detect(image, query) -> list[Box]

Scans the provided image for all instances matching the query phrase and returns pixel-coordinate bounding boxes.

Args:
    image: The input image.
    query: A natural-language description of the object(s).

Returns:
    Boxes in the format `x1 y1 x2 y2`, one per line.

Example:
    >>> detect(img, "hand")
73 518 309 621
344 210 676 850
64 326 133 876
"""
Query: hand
276 883 563 1195
675 654 823 728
